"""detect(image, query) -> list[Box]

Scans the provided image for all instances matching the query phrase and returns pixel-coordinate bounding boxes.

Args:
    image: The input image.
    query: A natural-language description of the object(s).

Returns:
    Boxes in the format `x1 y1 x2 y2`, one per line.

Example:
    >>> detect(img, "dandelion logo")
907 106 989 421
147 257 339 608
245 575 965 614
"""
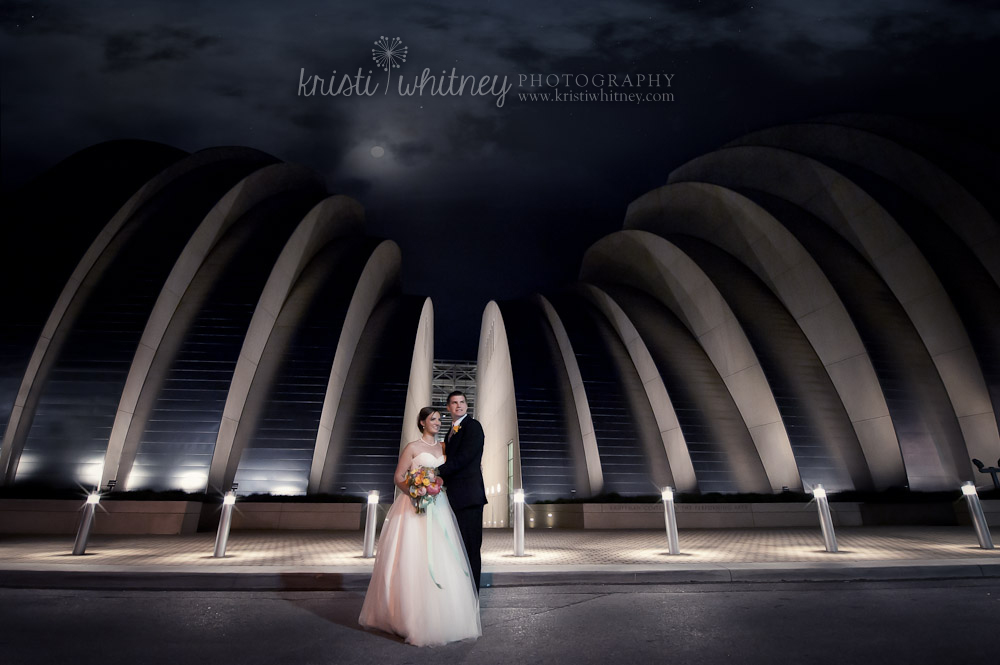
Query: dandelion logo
372 36 408 95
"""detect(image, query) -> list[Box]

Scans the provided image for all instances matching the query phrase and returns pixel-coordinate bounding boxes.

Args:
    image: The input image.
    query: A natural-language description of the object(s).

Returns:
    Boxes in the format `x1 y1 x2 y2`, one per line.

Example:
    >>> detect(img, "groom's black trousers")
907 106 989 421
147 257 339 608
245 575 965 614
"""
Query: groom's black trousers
454 505 484 592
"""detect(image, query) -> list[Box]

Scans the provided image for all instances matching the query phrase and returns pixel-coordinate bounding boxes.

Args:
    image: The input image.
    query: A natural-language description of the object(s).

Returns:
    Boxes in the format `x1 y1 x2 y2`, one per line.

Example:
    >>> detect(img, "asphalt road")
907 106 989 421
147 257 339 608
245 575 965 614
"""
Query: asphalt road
1 580 997 664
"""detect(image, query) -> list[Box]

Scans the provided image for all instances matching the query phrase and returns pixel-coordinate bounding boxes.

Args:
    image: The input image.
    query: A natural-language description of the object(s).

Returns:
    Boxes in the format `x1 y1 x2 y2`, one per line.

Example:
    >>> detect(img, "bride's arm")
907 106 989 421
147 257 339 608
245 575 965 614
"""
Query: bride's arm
393 443 415 493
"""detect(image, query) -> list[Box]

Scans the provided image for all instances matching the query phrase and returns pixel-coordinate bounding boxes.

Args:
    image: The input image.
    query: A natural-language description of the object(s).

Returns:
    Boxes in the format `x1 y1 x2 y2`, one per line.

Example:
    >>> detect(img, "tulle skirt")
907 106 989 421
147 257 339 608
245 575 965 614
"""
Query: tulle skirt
359 489 482 646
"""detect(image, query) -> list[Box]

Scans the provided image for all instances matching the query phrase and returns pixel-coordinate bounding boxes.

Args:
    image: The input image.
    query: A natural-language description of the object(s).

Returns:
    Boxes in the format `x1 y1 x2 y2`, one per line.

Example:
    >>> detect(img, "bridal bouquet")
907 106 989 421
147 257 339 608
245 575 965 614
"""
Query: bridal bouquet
404 466 445 514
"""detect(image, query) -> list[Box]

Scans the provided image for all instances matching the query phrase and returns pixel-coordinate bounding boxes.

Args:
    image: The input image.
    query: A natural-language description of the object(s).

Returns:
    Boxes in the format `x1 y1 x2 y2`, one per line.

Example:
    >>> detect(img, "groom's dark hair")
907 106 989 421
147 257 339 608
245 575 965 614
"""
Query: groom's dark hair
446 390 465 404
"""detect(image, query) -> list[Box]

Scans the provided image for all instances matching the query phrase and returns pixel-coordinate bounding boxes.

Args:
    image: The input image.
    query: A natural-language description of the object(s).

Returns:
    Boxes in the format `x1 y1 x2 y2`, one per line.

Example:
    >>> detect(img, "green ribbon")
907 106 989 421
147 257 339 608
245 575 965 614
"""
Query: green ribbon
425 498 470 590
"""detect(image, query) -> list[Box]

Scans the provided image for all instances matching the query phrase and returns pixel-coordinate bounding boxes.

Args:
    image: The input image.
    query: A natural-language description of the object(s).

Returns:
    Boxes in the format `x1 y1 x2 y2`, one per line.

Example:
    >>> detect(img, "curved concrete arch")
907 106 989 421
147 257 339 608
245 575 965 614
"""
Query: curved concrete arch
816 113 1000 243
727 121 1000 286
581 230 801 491
308 240 402 493
0 141 187 481
0 147 277 484
740 191 972 490
314 295 426 497
497 298 587 499
101 163 324 489
725 125 1000 466
536 294 604 496
399 298 435 451
577 284 697 491
671 235 869 490
226 239 373 496
590 284 771 493
669 146 996 483
477 300 521 508
205 196 365 493
625 182 904 489
549 289 674 494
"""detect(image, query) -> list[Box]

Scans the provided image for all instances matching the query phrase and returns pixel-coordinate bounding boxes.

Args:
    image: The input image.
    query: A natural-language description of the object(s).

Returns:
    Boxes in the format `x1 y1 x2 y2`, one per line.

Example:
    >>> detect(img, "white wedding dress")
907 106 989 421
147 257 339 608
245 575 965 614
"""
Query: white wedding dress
358 452 482 646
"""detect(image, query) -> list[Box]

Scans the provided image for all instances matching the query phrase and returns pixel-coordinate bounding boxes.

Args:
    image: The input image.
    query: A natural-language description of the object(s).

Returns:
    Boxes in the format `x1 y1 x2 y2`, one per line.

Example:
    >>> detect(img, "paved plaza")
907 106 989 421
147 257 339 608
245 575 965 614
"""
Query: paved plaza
1 527 997 589
3 526 998 664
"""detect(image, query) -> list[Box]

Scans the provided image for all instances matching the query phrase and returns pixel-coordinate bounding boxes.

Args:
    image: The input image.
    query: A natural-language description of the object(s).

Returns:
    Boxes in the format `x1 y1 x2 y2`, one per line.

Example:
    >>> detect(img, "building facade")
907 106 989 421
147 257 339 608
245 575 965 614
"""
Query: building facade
474 115 1000 515
3 116 997 523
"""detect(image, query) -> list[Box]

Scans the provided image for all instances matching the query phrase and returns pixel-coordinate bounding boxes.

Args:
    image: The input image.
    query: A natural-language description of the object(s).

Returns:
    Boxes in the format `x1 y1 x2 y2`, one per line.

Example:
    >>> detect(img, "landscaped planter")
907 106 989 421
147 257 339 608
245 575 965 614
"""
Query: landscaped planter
228 502 366 530
0 499 367 534
954 499 1000 526
0 499 201 534
860 502 959 526
520 502 864 529
3 498 990 533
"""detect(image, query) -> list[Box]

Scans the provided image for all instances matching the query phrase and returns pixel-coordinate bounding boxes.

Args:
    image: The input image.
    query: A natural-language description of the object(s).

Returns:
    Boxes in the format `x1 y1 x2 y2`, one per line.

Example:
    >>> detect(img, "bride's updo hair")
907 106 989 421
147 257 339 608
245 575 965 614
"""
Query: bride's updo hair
417 406 440 433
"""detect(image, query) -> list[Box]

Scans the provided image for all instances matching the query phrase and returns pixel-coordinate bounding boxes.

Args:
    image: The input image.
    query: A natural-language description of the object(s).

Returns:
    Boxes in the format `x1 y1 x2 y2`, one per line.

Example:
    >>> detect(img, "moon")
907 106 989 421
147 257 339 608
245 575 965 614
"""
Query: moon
370 145 385 158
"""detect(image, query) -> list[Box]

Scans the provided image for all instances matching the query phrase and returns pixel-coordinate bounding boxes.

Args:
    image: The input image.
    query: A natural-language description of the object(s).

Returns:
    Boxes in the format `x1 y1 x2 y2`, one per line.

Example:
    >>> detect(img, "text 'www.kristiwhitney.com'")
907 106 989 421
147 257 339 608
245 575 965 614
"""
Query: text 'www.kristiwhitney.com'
517 89 675 104
296 68 675 108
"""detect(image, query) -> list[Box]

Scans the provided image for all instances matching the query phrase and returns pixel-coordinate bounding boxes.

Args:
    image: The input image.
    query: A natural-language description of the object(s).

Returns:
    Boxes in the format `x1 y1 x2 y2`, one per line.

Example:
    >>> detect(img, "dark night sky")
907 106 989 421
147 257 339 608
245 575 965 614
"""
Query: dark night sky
2 1 998 358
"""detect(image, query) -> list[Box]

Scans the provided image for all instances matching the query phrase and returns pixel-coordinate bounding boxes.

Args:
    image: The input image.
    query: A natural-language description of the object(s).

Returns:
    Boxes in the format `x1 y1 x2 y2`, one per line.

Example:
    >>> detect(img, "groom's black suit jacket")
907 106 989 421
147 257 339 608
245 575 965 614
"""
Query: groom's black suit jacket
438 416 487 511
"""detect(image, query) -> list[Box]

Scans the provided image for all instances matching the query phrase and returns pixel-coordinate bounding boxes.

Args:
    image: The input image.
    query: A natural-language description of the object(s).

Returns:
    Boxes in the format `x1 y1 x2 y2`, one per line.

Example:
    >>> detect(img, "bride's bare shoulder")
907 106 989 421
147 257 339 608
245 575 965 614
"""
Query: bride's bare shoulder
399 441 422 458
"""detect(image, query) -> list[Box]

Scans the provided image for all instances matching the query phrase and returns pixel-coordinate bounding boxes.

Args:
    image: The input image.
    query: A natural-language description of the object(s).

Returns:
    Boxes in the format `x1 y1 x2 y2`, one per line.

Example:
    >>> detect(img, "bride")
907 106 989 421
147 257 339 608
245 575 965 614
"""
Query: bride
358 406 482 646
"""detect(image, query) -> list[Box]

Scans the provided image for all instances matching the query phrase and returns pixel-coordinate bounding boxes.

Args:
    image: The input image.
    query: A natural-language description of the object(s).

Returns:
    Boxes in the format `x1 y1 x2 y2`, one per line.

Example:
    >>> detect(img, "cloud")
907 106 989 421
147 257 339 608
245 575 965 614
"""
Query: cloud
103 26 221 72
497 40 549 70
390 139 436 166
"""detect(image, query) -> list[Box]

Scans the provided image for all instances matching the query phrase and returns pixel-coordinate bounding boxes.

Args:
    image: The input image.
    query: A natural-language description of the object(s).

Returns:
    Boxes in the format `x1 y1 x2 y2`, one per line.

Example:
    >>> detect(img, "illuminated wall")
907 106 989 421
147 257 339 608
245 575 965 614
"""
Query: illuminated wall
0 144 431 497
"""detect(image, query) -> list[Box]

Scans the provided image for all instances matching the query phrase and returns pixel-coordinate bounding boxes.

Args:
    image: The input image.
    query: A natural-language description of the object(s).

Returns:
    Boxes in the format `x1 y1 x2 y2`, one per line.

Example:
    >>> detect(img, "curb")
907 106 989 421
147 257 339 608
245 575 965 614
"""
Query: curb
0 570 371 592
2 561 998 591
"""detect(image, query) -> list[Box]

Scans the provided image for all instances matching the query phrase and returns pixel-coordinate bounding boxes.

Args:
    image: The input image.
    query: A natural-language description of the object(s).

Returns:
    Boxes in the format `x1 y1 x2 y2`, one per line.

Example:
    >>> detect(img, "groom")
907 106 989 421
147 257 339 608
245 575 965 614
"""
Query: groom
438 390 487 592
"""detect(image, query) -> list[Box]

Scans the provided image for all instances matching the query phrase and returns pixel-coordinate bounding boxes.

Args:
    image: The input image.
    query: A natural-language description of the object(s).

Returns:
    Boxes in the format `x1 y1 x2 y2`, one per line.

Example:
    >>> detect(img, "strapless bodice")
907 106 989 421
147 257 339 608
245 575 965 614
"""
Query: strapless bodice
411 451 445 470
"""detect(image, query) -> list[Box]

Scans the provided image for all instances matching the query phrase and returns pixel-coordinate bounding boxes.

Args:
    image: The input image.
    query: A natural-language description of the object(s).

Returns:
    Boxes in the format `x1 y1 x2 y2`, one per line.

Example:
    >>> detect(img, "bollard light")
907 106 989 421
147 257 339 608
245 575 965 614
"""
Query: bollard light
812 484 838 553
513 489 525 556
961 482 994 550
72 492 101 555
362 490 379 558
213 490 237 558
661 487 680 555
